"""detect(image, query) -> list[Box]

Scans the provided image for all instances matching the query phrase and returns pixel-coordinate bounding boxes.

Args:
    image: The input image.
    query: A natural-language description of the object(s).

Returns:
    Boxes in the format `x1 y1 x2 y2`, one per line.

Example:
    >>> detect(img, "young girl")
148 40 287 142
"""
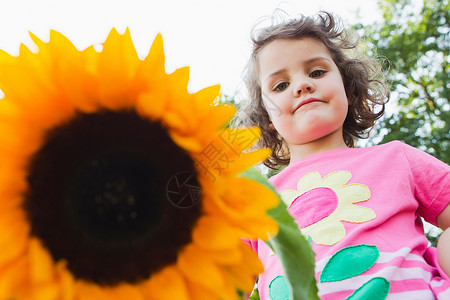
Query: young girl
240 12 450 299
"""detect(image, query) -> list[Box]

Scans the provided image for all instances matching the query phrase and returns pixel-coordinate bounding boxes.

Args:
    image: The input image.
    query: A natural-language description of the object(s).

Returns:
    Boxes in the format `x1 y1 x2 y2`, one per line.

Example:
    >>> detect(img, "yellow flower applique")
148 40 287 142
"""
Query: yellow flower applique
280 171 375 246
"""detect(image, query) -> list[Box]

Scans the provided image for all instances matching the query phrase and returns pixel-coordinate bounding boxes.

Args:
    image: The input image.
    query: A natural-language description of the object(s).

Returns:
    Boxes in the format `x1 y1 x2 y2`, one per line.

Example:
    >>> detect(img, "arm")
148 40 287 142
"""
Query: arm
437 203 450 278
401 142 450 276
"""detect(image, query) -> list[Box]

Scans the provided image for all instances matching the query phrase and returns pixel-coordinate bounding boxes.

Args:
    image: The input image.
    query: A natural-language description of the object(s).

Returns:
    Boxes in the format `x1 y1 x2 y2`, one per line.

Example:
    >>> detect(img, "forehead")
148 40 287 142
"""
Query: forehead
257 37 332 71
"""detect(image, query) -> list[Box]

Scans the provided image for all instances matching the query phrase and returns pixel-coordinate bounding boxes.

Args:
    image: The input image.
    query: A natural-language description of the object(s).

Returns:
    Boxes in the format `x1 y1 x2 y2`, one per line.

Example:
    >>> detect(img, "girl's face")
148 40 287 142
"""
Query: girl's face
258 38 349 154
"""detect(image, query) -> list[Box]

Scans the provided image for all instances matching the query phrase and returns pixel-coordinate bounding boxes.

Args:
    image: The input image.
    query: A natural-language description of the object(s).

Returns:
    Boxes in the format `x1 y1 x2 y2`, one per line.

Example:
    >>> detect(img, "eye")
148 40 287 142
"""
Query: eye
310 69 326 78
273 81 289 92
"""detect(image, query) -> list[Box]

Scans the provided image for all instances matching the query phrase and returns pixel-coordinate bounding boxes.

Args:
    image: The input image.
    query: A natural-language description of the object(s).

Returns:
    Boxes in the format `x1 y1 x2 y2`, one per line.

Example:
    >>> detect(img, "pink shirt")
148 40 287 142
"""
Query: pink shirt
254 141 450 299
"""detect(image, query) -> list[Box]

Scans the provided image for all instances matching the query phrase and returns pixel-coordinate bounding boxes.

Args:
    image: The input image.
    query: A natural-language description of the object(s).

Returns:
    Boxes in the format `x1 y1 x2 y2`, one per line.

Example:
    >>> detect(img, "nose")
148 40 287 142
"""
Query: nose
293 78 315 97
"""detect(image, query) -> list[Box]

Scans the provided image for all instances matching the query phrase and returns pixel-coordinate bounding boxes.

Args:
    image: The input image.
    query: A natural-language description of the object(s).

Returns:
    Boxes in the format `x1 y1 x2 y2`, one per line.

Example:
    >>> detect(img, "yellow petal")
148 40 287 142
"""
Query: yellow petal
163 110 188 132
97 27 140 109
178 244 225 290
167 67 190 102
194 104 235 139
192 216 242 250
44 30 97 113
137 33 165 87
185 281 218 300
29 238 56 282
195 246 243 265
225 148 271 175
193 84 221 108
226 264 257 293
77 281 145 300
0 161 28 208
0 256 29 299
170 132 204 152
30 282 60 300
0 208 29 266
135 91 167 121
218 127 261 153
239 242 264 273
0 46 53 108
225 243 264 292
221 177 279 216
234 216 279 240
57 262 76 300
141 265 188 300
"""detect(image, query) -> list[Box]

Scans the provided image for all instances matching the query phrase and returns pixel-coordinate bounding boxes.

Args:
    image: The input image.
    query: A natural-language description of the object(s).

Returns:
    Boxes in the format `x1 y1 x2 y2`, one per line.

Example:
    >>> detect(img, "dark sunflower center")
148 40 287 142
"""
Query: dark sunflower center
25 110 201 285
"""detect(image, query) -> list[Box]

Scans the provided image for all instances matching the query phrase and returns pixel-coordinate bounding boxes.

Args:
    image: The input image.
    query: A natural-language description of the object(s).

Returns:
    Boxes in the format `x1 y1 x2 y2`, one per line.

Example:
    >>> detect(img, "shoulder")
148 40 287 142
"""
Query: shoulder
365 140 407 152
384 141 449 168
380 140 424 154
362 141 442 163
380 140 406 149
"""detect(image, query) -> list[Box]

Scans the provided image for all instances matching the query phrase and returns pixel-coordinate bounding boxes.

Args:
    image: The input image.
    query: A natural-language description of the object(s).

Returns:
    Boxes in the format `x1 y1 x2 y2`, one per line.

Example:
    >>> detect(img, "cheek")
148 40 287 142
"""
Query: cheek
270 117 295 140
334 99 349 120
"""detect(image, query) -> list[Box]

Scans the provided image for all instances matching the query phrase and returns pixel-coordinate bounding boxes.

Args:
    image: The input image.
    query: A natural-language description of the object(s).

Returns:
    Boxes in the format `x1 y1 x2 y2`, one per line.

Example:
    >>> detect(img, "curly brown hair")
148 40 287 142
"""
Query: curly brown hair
237 11 389 169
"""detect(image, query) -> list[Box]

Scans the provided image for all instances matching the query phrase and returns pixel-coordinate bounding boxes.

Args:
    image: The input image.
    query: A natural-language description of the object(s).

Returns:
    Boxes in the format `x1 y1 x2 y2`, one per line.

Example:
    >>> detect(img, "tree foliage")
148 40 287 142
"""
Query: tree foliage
355 0 449 164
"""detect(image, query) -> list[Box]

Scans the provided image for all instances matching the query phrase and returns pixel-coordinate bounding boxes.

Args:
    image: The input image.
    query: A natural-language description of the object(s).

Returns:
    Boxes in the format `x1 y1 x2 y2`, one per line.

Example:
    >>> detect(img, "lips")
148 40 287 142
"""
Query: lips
293 98 323 112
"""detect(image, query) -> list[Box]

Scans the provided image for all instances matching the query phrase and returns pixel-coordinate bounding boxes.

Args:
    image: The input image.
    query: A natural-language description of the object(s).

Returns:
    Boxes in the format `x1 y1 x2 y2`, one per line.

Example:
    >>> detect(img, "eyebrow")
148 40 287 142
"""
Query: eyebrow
263 56 333 84
304 56 333 65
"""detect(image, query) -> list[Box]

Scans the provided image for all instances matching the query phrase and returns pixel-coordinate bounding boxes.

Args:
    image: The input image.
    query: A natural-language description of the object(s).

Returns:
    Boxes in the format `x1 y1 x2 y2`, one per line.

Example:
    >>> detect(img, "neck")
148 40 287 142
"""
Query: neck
288 133 349 164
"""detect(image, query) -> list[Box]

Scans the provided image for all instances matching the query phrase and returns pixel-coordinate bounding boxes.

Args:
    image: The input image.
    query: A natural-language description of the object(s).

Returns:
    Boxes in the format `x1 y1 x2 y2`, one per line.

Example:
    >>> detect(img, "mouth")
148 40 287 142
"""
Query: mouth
293 98 323 112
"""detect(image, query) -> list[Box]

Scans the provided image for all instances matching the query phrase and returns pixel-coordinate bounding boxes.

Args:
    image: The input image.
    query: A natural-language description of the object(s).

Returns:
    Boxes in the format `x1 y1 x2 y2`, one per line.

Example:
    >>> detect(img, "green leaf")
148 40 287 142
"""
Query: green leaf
240 168 319 300
248 286 260 300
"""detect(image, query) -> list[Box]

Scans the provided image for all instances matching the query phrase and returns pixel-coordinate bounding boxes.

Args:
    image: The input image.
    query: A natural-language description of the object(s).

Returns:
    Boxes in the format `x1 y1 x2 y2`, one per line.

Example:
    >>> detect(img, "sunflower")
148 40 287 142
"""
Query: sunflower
280 171 375 246
0 29 279 300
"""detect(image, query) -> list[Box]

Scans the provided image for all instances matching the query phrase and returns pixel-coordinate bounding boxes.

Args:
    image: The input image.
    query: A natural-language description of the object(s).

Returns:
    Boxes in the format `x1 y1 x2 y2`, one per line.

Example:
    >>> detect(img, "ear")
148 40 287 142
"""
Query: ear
269 122 276 131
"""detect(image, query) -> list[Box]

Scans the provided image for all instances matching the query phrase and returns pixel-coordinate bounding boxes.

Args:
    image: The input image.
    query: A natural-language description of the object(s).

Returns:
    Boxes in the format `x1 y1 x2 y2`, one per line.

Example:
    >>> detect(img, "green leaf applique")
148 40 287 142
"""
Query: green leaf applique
345 277 390 300
320 244 390 300
269 276 291 300
320 244 379 282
